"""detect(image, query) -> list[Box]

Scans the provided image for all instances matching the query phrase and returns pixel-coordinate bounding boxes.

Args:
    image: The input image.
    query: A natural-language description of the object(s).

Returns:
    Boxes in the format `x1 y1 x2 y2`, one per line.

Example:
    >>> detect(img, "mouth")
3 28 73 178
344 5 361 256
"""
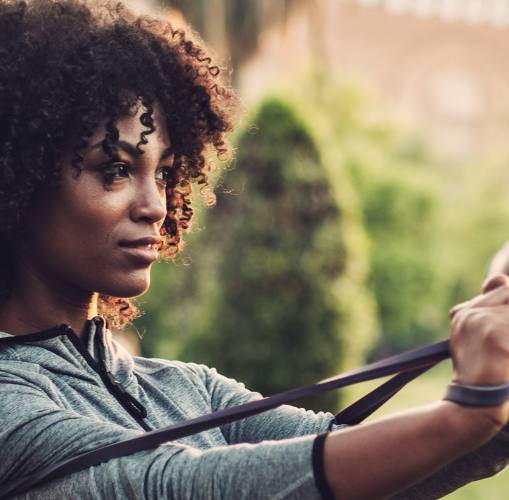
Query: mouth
118 238 162 264
121 242 158 250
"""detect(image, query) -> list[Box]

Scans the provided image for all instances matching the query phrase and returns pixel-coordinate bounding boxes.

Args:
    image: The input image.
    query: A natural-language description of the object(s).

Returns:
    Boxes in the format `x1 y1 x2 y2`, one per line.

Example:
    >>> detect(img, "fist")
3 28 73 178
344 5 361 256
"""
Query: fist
449 275 509 387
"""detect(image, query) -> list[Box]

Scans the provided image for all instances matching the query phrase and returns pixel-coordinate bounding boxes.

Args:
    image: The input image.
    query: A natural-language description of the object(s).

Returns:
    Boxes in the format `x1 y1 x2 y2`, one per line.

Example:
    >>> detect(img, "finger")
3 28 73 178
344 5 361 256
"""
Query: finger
482 274 509 294
450 300 471 319
450 284 509 320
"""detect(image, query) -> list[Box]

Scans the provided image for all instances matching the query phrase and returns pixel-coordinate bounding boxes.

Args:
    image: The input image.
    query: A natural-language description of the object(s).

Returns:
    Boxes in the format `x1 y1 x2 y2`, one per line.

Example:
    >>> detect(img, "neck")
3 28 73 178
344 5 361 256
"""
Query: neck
0 263 98 340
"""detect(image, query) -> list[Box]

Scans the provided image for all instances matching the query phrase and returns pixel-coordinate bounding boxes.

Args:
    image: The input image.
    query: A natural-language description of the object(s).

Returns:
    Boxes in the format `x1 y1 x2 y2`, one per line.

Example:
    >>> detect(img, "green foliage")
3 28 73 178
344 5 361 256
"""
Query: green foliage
303 76 509 355
178 98 359 412
346 142 446 353
437 157 509 306
272 76 449 354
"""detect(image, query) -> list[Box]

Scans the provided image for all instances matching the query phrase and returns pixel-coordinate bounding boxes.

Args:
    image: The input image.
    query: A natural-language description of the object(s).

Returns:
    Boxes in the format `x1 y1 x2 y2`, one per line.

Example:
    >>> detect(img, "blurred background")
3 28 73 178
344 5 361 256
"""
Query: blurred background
121 1 509 496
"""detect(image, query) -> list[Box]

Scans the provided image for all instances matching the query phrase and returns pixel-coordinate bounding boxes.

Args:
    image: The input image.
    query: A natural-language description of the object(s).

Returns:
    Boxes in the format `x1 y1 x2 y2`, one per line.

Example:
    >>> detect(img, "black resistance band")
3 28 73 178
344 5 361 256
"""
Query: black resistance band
0 340 451 499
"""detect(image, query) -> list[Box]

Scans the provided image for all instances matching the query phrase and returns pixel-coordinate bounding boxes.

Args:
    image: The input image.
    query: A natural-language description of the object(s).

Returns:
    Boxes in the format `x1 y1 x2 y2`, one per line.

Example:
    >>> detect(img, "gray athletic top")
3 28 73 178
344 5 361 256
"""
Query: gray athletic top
0 317 508 499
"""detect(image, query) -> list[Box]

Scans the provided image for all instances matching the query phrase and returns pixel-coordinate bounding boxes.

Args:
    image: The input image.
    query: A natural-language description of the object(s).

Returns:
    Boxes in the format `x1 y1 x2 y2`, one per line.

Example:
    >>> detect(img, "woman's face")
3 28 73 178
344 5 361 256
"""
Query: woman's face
20 105 173 300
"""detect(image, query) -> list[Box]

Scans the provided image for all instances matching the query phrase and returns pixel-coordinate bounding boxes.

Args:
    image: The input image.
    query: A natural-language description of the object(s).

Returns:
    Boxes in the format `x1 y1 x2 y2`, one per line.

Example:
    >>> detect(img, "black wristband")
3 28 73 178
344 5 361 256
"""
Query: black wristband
444 381 509 406
312 432 335 500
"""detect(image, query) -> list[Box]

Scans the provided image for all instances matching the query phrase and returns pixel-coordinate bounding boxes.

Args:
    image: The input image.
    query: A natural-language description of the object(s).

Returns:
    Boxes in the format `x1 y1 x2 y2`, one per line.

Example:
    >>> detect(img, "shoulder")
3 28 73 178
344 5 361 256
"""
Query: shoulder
133 356 262 410
133 356 235 388
132 356 216 381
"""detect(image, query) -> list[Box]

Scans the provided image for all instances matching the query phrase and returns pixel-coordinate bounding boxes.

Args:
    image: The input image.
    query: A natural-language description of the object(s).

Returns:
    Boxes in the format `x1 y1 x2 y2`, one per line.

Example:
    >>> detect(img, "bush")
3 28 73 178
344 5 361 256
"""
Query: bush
178 98 364 412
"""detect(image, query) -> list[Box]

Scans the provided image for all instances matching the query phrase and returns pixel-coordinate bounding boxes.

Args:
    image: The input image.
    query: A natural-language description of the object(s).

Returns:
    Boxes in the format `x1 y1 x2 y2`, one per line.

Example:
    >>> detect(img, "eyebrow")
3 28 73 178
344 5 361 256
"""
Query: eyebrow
90 139 174 161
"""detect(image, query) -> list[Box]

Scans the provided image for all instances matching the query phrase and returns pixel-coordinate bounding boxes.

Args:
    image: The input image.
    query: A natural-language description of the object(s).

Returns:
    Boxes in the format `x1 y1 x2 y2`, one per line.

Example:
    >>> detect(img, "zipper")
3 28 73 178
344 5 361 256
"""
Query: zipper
64 323 152 432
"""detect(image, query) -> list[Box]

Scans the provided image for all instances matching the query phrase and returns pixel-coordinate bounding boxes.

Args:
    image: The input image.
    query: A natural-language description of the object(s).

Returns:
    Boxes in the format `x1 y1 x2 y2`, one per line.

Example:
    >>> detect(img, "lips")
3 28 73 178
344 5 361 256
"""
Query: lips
118 237 162 264
119 236 162 248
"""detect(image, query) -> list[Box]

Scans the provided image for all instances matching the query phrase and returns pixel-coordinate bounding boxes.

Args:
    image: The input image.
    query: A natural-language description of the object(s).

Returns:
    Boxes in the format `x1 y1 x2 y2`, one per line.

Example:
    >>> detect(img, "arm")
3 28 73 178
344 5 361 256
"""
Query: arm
0 371 325 500
184 362 342 444
170 277 509 500
386 273 509 500
388 432 509 500
7 279 509 500
324 401 503 500
322 275 509 500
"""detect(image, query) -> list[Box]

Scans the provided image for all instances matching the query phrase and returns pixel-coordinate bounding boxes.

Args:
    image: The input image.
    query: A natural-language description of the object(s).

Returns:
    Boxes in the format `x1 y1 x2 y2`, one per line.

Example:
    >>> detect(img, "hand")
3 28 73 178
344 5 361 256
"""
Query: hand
449 275 509 389
323 275 509 500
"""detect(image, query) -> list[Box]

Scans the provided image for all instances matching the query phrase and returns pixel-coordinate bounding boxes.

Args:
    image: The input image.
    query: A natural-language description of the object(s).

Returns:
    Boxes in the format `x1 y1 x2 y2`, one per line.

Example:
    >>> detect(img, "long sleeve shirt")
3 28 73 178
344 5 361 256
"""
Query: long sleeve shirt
1 317 509 499
0 317 341 499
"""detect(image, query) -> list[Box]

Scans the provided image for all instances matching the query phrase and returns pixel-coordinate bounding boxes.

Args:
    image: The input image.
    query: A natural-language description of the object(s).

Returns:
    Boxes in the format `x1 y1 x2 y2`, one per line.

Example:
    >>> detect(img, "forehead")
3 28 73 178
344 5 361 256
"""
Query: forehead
88 103 172 154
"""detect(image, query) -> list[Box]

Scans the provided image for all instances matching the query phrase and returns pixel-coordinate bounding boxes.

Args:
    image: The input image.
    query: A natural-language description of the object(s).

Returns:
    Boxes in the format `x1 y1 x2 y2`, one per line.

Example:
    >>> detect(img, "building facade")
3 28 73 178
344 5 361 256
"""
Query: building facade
239 0 509 160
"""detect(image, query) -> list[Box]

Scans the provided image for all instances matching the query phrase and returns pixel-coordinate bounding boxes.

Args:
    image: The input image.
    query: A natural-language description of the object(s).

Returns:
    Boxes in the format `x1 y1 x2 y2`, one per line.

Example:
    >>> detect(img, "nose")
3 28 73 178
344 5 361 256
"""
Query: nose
130 178 166 226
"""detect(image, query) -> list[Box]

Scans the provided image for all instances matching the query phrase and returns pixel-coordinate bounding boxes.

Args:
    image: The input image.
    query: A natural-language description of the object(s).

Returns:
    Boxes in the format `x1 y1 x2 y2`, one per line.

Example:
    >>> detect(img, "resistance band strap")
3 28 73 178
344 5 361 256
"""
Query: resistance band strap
0 339 450 500
334 364 435 425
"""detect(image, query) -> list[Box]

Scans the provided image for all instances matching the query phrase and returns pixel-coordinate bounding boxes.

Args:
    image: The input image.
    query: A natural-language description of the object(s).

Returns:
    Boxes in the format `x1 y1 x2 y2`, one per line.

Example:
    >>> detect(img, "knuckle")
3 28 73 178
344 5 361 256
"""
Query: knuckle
452 308 500 338
451 307 476 330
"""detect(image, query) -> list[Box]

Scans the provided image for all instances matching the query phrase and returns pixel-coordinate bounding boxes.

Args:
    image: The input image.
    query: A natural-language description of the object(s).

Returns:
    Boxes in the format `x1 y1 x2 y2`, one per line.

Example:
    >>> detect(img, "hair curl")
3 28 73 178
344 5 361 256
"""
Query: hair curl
0 0 238 327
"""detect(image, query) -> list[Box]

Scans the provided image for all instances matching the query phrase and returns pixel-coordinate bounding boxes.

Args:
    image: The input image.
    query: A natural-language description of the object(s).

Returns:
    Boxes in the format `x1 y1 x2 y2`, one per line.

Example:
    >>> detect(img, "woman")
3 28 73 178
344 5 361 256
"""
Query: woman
1 0 509 499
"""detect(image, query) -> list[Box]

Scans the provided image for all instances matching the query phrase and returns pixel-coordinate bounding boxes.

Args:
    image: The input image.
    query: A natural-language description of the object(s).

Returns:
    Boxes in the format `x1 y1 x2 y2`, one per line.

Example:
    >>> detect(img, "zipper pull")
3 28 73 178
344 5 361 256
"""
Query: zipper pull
99 364 148 419
103 367 127 394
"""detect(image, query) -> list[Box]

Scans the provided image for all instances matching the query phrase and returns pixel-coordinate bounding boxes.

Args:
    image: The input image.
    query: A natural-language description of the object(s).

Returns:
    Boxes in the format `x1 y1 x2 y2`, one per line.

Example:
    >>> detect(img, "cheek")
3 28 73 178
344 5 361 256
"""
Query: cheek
27 189 123 267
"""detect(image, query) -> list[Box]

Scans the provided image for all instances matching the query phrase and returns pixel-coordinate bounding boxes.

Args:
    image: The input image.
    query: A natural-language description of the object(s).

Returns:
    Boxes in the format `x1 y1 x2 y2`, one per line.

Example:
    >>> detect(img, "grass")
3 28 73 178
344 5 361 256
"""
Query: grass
338 361 509 499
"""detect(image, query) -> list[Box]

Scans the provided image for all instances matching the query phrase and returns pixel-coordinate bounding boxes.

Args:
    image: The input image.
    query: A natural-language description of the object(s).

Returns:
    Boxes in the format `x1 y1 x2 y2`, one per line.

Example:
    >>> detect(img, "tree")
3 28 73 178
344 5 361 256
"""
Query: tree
178 98 354 412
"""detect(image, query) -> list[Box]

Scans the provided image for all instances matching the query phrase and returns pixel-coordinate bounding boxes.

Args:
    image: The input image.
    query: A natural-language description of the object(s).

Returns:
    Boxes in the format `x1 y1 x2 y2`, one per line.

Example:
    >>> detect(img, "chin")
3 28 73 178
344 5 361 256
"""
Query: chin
98 274 151 299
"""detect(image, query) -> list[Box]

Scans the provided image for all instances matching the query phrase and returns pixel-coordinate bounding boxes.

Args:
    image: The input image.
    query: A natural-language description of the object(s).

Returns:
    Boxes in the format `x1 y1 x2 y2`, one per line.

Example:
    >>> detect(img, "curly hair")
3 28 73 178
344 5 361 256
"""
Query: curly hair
0 0 238 327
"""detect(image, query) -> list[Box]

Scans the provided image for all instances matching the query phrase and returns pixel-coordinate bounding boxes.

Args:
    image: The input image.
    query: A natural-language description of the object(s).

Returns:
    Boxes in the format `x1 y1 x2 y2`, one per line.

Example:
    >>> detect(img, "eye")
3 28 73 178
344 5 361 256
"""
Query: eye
155 167 172 184
100 162 129 185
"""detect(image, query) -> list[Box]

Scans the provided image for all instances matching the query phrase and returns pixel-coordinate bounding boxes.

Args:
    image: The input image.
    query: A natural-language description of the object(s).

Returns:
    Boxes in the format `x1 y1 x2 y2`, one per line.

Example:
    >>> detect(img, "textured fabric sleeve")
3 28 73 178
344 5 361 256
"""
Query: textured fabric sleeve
0 369 326 500
389 424 509 499
181 362 344 444
19 437 323 500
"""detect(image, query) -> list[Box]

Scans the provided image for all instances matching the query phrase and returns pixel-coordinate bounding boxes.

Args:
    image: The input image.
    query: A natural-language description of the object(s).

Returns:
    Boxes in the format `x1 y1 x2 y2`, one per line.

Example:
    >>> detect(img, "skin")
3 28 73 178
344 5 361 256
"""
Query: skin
1 104 509 499
0 104 173 339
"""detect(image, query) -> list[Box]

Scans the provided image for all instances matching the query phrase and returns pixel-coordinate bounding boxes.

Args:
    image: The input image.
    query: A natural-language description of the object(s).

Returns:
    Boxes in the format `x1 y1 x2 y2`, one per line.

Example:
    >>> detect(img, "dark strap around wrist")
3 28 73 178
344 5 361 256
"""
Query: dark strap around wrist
444 381 509 406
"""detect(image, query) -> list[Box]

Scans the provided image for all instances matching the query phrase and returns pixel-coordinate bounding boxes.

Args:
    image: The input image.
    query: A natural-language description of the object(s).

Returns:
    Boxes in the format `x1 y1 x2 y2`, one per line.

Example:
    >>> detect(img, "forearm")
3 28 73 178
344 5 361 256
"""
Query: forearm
390 419 509 500
324 401 505 500
23 435 323 500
